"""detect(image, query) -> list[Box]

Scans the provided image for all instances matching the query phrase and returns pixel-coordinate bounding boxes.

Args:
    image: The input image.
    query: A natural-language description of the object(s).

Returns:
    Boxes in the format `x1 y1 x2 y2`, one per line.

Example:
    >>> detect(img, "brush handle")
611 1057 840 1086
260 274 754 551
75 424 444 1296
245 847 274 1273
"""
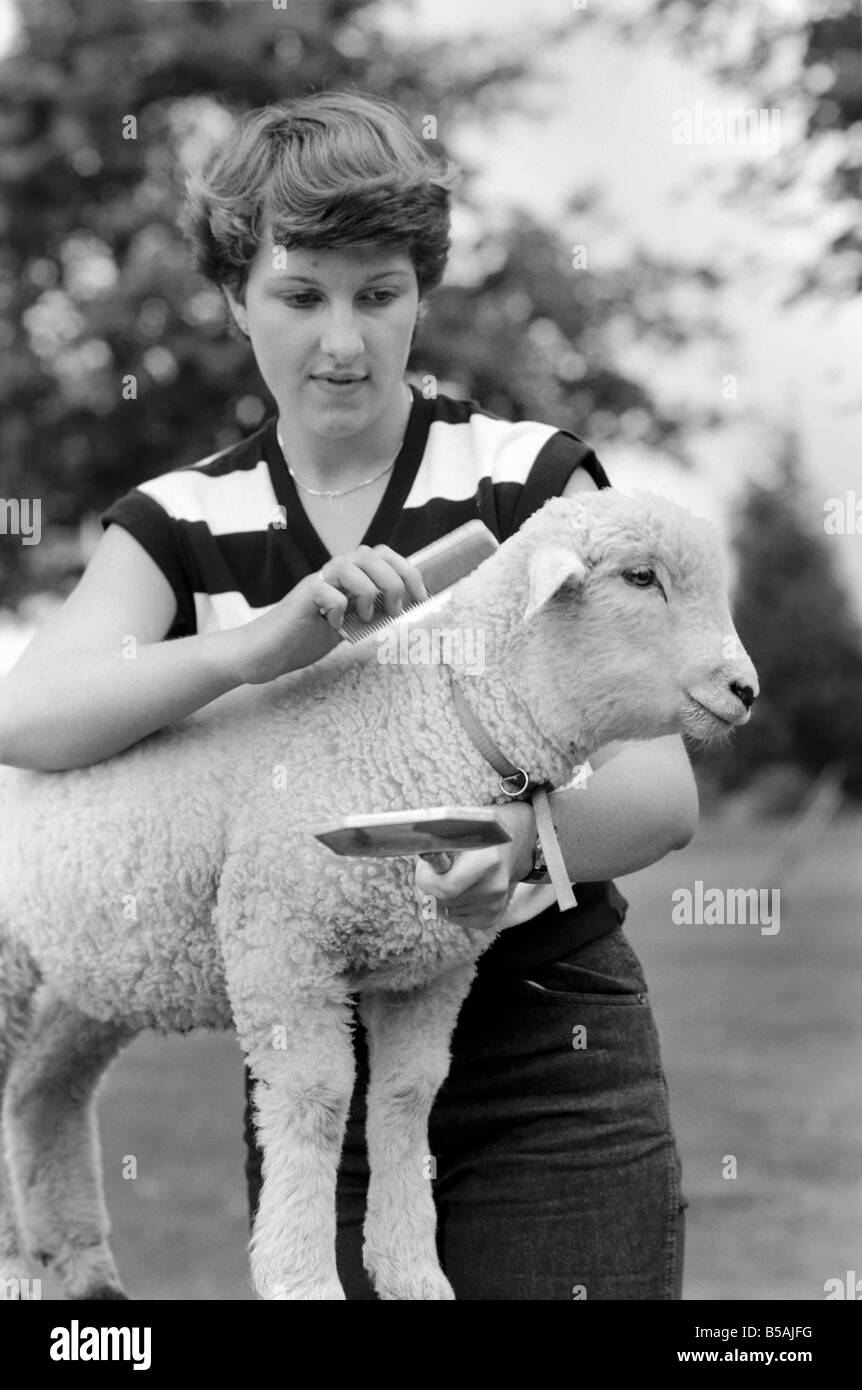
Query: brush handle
406 520 499 597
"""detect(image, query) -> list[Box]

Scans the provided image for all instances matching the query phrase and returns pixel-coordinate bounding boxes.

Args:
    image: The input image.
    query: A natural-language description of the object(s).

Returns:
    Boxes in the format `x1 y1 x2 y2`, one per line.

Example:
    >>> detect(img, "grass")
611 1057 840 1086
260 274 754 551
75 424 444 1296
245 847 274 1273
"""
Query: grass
629 807 862 1301
38 809 862 1300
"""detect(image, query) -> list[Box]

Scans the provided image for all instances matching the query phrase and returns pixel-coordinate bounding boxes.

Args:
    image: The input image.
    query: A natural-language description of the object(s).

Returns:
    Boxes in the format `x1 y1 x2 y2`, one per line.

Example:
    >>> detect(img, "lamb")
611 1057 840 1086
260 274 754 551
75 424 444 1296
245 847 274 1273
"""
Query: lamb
0 489 758 1301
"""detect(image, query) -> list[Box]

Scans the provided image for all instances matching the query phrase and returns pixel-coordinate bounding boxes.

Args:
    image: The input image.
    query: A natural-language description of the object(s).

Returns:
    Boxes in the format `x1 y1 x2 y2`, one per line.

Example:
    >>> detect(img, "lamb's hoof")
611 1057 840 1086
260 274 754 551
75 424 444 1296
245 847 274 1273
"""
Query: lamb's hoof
369 1262 456 1301
266 1279 346 1301
79 1286 130 1300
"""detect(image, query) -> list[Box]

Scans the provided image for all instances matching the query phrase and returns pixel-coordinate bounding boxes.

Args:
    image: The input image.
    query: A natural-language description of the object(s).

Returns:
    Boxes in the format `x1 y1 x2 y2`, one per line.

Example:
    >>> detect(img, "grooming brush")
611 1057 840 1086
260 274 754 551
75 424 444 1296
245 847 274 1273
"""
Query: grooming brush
335 519 499 645
312 807 512 874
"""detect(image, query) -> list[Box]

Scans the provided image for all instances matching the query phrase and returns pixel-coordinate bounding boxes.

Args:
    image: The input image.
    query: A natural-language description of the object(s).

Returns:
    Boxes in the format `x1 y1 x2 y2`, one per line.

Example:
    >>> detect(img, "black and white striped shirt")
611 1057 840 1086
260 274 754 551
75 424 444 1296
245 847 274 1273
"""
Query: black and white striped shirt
101 384 611 640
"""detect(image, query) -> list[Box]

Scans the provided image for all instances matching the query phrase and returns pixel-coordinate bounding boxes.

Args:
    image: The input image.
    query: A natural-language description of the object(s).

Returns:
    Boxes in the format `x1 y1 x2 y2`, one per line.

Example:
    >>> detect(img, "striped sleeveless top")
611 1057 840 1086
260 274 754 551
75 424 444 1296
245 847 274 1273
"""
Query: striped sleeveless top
101 384 611 639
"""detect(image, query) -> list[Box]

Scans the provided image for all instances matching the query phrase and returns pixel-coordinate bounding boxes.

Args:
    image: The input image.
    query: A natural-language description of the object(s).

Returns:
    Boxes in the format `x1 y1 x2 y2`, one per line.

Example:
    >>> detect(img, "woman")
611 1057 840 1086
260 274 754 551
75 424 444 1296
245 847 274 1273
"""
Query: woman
0 91 696 1299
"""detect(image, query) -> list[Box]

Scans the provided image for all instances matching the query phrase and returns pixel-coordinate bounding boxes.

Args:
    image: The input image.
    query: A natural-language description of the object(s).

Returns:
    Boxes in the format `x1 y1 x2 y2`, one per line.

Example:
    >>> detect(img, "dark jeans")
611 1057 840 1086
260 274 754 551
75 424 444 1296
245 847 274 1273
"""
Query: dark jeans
243 923 687 1300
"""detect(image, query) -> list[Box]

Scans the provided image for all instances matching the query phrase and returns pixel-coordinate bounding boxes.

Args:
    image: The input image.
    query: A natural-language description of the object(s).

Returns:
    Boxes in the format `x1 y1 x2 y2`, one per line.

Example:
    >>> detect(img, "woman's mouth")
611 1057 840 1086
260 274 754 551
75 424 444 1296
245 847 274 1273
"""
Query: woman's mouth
312 375 368 393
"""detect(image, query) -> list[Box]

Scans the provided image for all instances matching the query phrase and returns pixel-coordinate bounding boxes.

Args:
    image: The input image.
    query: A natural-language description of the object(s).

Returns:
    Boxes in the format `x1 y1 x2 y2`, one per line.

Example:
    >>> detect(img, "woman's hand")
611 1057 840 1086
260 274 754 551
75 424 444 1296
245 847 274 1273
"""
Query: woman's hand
414 800 537 931
218 544 428 685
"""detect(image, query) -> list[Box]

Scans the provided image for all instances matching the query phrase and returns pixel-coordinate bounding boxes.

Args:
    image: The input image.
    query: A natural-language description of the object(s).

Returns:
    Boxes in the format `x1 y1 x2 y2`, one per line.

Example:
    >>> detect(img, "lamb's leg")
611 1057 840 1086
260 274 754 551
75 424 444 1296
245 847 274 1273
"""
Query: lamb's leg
241 992 356 1301
0 937 39 1293
5 992 135 1299
359 963 476 1301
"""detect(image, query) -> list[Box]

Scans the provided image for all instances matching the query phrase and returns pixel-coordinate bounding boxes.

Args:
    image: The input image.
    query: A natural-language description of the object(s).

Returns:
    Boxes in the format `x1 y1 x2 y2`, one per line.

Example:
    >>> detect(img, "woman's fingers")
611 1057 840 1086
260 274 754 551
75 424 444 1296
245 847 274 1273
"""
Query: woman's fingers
421 847 499 896
414 849 513 927
312 560 376 626
313 546 429 626
370 545 429 605
420 850 456 873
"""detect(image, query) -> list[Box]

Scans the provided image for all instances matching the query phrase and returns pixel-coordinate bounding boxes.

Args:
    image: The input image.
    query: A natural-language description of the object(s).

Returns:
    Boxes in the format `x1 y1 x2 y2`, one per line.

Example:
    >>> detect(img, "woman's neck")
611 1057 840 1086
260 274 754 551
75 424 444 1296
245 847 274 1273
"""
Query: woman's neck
276 382 413 488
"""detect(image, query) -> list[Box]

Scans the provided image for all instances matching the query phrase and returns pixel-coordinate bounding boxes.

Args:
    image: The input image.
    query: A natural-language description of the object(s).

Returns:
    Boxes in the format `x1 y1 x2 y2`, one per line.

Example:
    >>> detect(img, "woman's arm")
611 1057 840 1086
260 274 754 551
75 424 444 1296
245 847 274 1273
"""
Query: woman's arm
414 737 699 928
0 527 428 772
0 525 245 770
537 733 699 881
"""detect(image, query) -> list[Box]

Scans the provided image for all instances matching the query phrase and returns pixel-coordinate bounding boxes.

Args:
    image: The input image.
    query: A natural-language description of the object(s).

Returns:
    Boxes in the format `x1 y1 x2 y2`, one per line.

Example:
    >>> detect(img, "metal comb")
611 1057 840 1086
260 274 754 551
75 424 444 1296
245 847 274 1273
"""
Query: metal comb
336 519 499 644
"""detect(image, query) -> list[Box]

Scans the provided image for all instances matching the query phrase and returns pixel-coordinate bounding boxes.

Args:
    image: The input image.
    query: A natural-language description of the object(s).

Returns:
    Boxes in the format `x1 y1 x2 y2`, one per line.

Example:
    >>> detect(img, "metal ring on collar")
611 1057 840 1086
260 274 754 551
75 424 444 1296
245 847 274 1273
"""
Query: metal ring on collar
499 768 530 798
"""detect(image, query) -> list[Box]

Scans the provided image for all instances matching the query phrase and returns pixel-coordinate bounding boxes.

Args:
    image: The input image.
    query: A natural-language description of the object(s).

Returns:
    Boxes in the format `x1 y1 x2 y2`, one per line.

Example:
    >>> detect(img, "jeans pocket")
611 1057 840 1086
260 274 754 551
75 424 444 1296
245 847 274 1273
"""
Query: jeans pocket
518 929 649 1004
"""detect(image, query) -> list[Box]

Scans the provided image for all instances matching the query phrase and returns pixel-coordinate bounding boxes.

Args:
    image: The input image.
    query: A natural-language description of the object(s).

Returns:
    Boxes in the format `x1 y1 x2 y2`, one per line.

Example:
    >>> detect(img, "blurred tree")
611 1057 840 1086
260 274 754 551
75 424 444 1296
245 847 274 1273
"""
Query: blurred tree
599 0 862 802
0 0 718 602
692 428 862 798
610 0 862 299
417 206 723 450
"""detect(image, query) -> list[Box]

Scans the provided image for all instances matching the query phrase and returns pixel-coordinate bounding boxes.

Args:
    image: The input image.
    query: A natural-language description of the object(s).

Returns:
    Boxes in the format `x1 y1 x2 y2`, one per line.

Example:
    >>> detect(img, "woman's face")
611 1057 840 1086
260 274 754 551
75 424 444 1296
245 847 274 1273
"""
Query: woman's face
225 239 420 441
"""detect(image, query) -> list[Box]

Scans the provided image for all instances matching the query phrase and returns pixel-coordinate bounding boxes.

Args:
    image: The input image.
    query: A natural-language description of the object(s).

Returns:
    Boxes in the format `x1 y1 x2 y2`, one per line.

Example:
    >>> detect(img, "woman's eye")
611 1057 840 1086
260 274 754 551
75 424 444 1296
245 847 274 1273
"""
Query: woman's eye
280 290 396 308
283 293 319 308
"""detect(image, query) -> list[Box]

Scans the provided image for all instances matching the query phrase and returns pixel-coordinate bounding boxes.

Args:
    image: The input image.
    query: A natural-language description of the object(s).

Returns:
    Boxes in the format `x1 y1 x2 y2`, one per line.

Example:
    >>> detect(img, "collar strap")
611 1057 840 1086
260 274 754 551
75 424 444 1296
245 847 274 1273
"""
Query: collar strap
447 669 578 912
448 669 550 800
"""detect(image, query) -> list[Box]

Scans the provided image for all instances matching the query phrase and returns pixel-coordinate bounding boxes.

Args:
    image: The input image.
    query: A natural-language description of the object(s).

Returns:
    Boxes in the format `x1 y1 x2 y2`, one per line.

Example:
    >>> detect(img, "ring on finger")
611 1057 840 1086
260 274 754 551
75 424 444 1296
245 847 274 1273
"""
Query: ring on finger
317 569 334 621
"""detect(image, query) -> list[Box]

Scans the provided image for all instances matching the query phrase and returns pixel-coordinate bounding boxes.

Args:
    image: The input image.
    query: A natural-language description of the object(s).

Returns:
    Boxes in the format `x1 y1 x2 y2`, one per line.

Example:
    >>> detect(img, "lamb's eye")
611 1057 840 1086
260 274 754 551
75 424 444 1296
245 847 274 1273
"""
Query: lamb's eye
623 566 668 601
623 567 656 588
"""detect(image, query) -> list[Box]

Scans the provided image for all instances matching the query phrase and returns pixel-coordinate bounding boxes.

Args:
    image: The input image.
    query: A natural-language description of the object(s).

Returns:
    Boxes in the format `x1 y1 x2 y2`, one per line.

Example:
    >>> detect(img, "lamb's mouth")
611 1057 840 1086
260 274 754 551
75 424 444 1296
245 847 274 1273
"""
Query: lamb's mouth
683 694 740 731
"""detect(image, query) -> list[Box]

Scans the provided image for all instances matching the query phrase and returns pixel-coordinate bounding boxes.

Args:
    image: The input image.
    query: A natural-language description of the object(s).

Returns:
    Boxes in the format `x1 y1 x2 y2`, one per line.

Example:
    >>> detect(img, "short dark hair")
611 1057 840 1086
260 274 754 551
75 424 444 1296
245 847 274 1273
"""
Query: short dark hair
181 90 459 303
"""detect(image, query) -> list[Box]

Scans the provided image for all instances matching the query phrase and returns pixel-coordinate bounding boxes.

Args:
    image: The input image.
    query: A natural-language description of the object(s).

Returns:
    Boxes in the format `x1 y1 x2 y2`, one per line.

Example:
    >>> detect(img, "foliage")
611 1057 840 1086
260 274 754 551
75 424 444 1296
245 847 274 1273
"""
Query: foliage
1 0 716 601
692 429 862 799
609 0 862 299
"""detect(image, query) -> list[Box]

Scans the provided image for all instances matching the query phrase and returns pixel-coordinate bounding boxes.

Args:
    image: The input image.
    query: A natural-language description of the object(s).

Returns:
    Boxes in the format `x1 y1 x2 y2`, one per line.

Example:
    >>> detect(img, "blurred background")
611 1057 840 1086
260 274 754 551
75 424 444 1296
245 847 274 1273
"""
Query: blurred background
0 0 860 1299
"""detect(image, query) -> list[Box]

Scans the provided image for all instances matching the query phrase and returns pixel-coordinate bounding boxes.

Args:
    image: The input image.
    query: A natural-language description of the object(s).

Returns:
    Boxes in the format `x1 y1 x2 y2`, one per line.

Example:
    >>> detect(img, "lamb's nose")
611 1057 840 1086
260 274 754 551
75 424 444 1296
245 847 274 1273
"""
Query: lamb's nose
730 679 756 711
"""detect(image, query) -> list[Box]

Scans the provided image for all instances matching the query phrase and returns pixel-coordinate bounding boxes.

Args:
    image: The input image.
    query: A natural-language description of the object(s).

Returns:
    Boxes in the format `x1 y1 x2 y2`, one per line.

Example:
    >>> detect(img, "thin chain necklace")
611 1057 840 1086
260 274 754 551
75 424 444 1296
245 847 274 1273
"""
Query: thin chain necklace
277 432 394 504
276 386 410 506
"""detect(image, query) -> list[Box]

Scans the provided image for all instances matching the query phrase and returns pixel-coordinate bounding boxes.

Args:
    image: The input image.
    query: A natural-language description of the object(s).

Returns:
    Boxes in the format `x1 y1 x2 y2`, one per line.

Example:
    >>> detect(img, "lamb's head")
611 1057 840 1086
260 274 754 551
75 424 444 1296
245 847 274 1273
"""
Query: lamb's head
460 490 758 759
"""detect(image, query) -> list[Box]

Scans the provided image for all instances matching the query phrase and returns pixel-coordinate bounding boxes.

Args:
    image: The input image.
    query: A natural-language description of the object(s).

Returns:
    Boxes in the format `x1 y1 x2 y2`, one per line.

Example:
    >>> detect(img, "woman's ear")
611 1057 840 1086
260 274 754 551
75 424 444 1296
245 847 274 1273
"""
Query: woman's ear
408 298 428 356
222 285 250 338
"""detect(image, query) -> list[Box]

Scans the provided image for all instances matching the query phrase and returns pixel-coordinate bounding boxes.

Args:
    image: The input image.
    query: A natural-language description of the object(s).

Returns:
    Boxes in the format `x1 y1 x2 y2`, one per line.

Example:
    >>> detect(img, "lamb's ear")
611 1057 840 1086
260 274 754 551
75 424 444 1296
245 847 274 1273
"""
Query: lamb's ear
523 545 587 624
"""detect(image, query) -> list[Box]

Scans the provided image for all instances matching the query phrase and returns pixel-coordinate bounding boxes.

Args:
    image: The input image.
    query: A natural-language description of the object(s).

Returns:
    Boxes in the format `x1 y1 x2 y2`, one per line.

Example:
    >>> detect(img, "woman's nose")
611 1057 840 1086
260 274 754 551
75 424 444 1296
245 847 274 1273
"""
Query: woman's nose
319 309 364 361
